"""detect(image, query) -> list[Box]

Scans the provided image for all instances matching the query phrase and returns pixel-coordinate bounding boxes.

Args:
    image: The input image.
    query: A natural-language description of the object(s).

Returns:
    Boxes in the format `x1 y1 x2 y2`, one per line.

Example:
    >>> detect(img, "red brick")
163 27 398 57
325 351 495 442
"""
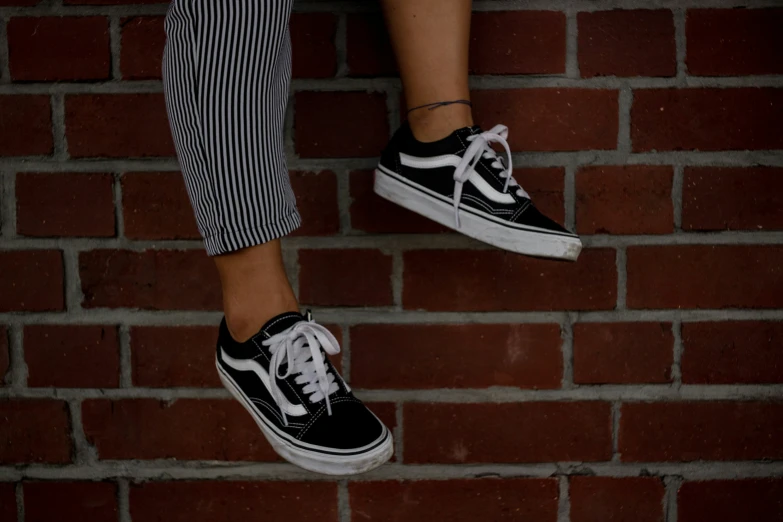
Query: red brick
687 8 783 76
24 482 117 522
351 324 562 389
403 249 616 311
350 479 558 522
289 171 339 236
346 14 396 77
678 479 783 522
0 250 63 312
576 166 673 235
682 167 783 231
349 170 448 234
570 477 665 522
470 12 565 75
0 327 8 386
619 401 783 461
0 483 15 521
299 249 393 307
130 481 338 522
627 246 783 309
681 321 783 384
122 172 200 240
0 399 71 464
631 88 783 152
16 172 115 237
25 325 119 388
574 323 673 384
131 326 219 387
0 95 52 157
79 249 221 310
294 92 388 158
121 16 164 80
8 16 110 81
473 89 618 151
404 402 612 463
578 10 676 78
65 94 175 158
82 398 278 461
291 13 337 78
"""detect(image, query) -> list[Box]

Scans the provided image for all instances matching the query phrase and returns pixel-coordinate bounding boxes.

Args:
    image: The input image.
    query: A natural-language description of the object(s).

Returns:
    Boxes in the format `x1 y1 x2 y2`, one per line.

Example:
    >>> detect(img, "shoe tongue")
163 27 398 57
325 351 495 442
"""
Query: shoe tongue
260 311 305 337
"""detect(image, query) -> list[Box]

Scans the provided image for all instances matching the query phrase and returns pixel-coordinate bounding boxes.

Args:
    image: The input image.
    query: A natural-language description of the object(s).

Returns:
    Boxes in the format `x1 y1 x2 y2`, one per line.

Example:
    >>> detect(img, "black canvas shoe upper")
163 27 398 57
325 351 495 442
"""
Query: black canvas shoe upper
217 312 387 454
378 121 576 238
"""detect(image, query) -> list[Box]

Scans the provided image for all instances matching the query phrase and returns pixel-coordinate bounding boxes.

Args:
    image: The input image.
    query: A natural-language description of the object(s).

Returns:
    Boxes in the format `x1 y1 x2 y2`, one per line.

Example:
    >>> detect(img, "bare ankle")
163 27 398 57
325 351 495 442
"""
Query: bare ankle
407 102 473 142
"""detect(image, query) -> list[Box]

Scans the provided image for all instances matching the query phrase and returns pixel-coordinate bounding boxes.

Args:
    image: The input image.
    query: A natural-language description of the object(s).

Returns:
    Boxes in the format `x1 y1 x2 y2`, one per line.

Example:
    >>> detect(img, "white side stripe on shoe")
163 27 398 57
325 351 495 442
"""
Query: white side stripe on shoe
219 348 307 417
399 153 515 205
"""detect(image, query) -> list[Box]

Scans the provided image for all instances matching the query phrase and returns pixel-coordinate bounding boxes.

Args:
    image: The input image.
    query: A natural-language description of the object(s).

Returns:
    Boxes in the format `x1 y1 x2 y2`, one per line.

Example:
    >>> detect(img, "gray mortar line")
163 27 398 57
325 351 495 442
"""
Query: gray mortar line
671 321 683 386
0 171 15 238
672 165 684 231
674 8 687 87
1 383 781 402
565 10 579 79
2 308 783 328
560 318 574 389
615 247 627 310
1 461 782 483
664 475 682 522
9 325 27 389
119 324 133 388
109 16 122 81
557 475 571 522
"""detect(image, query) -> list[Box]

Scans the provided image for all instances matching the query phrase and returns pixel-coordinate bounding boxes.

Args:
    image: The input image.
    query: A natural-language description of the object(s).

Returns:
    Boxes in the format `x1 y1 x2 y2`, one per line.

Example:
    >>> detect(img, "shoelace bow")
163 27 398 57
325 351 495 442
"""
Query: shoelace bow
452 124 529 228
262 321 341 426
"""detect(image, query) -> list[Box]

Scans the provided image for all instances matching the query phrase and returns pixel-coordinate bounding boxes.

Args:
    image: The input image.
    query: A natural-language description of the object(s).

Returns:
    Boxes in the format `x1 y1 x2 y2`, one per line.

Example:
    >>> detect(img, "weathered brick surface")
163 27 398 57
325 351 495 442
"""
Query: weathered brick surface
121 172 200 240
404 249 617 311
404 402 612 463
570 477 665 522
578 10 676 78
130 481 339 522
24 482 118 522
619 402 783 461
473 89 619 151
576 166 673 235
0 399 71 463
681 321 783 384
0 250 64 312
82 398 279 461
1 3 781 519
678 479 783 522
8 16 110 81
25 325 120 388
687 8 783 76
16 172 115 237
350 479 559 522
627 246 783 309
631 88 783 151
682 167 783 231
573 322 673 384
351 324 563 389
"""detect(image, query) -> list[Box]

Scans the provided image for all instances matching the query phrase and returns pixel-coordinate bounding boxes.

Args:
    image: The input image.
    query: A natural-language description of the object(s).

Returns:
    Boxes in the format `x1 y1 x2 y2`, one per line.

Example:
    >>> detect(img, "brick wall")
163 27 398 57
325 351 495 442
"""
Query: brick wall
1 1 782 521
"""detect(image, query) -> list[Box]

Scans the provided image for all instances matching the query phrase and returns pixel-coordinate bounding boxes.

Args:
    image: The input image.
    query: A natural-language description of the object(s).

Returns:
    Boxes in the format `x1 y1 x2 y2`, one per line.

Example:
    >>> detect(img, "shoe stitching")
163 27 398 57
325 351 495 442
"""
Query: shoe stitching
296 396 362 441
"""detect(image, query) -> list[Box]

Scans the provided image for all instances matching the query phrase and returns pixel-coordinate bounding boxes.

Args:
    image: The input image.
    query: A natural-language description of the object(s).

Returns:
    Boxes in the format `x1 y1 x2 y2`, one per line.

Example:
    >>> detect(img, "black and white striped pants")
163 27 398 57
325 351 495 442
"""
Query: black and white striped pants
162 0 300 256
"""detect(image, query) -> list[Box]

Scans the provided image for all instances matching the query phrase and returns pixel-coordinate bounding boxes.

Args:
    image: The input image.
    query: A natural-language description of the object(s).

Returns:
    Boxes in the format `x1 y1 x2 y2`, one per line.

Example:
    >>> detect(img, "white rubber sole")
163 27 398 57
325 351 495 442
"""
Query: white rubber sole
216 360 394 476
374 167 582 261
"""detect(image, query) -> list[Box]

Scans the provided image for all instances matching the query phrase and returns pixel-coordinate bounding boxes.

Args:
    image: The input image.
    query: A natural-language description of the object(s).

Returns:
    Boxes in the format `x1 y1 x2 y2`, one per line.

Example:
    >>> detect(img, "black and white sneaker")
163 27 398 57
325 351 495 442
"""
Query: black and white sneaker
375 122 582 260
215 311 393 475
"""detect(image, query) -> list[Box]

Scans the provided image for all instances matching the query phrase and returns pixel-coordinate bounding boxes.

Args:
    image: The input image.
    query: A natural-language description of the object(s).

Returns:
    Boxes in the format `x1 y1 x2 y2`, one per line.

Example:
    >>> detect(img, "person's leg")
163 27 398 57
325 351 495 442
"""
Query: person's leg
163 0 299 341
381 0 473 142
375 0 582 260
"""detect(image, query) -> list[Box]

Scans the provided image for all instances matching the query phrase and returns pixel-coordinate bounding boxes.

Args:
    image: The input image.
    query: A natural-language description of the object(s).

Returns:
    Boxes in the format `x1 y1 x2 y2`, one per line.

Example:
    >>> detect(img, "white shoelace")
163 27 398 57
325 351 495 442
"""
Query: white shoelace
262 321 341 426
452 124 529 228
